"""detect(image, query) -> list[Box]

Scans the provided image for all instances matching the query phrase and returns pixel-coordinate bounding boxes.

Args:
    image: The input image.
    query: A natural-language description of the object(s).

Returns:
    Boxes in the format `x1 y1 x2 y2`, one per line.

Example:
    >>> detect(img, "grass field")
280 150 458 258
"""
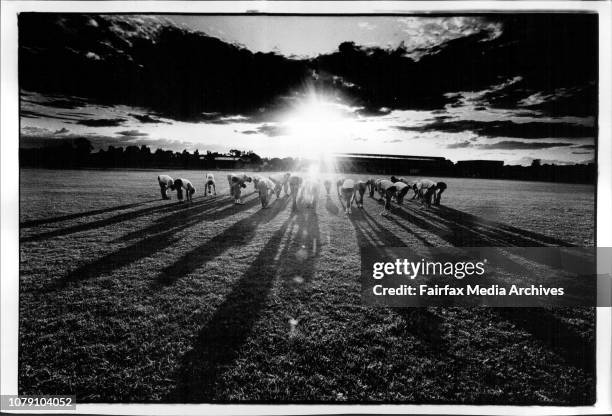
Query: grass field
19 168 596 404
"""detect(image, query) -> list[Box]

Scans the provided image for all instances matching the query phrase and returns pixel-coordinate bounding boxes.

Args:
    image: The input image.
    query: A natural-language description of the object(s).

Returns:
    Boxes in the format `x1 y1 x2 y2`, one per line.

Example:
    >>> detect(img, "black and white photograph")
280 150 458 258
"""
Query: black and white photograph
1 1 611 413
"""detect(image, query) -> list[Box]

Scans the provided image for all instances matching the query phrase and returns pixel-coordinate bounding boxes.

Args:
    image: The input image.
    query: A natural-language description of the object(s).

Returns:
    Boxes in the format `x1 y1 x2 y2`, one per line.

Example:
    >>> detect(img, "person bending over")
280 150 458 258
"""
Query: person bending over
205 173 216 196
157 175 175 200
174 178 196 202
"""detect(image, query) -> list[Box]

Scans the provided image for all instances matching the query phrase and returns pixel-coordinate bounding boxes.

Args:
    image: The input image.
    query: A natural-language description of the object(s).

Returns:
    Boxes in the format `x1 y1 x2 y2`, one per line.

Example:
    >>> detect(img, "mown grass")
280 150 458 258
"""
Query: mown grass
19 169 595 404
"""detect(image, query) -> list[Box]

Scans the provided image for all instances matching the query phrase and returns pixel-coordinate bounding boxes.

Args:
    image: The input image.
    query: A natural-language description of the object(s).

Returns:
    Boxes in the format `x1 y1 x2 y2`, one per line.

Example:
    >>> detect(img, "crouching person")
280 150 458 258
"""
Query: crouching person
392 179 410 205
376 179 397 216
174 178 196 202
416 179 437 208
269 172 291 198
367 178 377 198
158 175 174 200
254 176 277 208
297 179 320 210
288 175 303 210
205 173 216 196
323 179 332 196
227 172 252 205
340 178 355 214
434 182 447 206
354 181 368 208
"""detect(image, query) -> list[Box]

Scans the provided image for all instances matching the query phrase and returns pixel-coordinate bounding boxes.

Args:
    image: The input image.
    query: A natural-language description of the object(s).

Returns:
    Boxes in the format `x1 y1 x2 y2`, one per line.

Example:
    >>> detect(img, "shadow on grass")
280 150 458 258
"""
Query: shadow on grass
20 199 159 228
393 202 574 248
21 196 219 243
495 308 595 375
167 215 293 402
46 197 259 290
155 197 289 286
278 208 321 290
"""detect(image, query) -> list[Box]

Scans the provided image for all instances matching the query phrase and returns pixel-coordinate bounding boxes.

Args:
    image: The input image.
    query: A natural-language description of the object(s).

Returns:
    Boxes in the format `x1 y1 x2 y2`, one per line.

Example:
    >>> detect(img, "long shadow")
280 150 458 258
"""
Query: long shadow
436 206 576 247
155 197 289 286
115 197 258 243
20 199 158 228
48 223 194 291
395 203 574 248
21 196 219 243
42 197 259 291
325 196 339 216
167 216 292 402
495 308 595 375
348 208 447 352
278 208 321 289
392 203 594 375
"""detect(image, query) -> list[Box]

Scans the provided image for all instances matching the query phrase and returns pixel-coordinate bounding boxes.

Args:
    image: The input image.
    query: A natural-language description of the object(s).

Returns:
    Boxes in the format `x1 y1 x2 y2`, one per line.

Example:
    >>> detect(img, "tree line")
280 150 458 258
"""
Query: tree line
19 138 596 184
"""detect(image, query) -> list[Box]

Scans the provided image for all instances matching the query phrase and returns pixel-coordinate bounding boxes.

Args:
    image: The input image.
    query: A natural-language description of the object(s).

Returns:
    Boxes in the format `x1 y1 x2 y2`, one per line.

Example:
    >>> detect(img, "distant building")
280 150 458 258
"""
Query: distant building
332 153 453 175
200 155 244 169
455 160 504 178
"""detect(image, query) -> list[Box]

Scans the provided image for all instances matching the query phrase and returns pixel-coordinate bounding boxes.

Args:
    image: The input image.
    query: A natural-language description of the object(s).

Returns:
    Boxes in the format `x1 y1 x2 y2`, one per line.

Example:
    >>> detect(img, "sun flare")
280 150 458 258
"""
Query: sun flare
279 88 358 163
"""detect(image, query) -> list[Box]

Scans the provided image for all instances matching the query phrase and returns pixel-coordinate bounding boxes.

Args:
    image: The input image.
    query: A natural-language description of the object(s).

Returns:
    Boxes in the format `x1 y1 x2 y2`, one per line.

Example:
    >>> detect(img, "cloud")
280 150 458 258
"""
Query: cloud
396 119 595 139
18 13 597 122
574 144 595 149
129 113 169 124
241 130 258 135
77 118 127 127
54 127 70 134
384 139 402 143
446 140 472 149
478 141 573 150
116 129 148 137
256 124 288 137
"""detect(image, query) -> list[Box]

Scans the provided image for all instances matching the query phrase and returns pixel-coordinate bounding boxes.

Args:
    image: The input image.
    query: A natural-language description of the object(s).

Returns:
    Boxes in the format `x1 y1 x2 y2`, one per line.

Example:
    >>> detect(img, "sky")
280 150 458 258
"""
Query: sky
18 14 597 165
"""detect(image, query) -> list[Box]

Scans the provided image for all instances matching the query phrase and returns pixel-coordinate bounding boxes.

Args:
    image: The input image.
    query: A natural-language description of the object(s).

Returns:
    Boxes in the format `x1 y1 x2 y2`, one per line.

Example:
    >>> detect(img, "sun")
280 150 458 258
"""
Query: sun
279 87 358 166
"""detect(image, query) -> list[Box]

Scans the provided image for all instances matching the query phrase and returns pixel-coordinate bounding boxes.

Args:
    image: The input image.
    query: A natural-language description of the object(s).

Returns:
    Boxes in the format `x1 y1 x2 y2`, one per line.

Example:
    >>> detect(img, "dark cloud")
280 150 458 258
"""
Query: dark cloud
54 127 69 134
18 13 597 122
575 144 595 149
256 124 288 137
396 119 595 139
116 129 148 137
446 140 472 149
478 141 573 150
77 118 126 127
241 130 258 135
572 151 593 155
129 113 169 124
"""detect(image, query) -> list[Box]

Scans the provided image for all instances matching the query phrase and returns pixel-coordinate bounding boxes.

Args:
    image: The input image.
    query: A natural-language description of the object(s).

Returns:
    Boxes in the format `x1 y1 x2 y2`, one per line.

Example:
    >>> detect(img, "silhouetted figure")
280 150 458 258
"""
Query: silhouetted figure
416 179 437 208
323 179 332 195
288 175 303 210
434 182 447 206
354 180 368 209
367 178 376 197
254 176 276 208
376 179 397 216
227 173 252 205
205 173 216 196
297 179 320 210
335 177 345 196
269 172 291 197
393 180 410 205
174 178 196 202
157 175 175 200
340 178 355 215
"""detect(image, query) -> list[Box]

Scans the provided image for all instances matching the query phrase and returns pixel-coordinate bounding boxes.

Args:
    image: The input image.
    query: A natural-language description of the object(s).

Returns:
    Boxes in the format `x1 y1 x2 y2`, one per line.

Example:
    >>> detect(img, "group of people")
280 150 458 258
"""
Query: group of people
333 176 447 215
157 172 447 215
